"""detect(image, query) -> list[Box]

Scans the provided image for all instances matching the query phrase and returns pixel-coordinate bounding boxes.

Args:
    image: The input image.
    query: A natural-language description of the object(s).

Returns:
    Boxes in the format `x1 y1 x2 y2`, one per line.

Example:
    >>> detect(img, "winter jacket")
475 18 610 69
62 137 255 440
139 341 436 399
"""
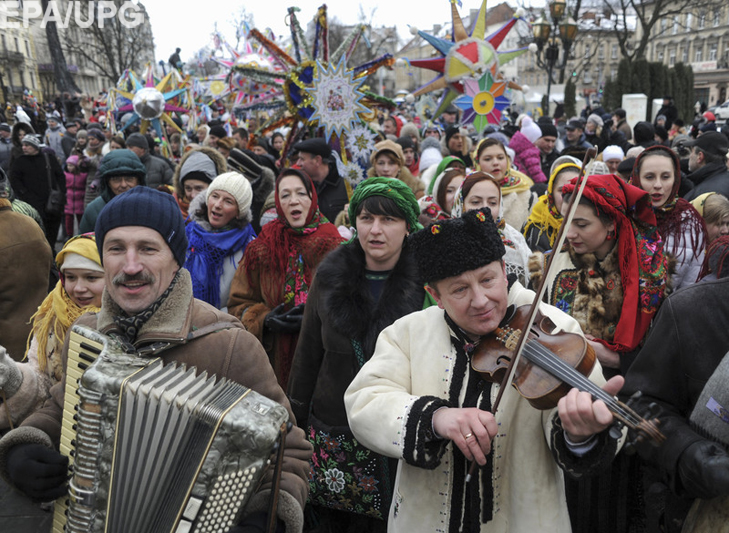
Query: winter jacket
683 162 729 202
621 278 729 529
64 167 88 216
664 212 705 290
313 166 349 223
0 201 53 361
8 151 66 219
509 131 547 183
0 136 12 172
43 124 66 163
345 282 616 532
0 269 311 531
61 133 76 159
8 122 34 169
288 241 425 430
140 152 173 189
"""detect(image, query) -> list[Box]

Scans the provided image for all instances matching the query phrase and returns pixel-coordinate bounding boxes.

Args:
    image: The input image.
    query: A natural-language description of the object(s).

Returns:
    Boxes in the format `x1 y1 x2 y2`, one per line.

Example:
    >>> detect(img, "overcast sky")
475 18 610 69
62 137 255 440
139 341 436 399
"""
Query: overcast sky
145 0 485 63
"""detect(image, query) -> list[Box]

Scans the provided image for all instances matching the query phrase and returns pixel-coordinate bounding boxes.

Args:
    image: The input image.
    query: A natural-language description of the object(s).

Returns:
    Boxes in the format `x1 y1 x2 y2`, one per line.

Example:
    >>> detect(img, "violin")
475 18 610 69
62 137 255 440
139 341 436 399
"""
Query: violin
471 305 666 444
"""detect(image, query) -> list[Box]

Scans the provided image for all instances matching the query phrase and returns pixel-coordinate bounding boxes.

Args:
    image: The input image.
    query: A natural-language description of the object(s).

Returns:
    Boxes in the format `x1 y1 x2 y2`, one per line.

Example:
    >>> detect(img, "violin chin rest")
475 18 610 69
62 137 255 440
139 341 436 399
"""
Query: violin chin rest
538 315 558 335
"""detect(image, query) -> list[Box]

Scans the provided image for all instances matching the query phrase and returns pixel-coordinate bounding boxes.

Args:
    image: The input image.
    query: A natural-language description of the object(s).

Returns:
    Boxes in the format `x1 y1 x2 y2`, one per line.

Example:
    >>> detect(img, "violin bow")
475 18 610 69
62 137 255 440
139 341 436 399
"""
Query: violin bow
466 148 596 483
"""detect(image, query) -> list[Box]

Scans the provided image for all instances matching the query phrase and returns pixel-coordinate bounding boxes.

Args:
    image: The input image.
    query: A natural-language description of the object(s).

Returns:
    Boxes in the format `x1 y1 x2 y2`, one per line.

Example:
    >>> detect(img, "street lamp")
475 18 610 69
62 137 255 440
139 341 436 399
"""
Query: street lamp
531 0 578 115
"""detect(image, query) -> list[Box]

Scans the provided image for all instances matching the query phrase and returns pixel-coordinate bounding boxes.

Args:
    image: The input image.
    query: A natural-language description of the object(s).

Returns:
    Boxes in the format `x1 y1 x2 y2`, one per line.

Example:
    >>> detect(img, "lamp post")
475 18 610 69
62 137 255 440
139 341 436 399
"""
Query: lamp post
531 0 578 115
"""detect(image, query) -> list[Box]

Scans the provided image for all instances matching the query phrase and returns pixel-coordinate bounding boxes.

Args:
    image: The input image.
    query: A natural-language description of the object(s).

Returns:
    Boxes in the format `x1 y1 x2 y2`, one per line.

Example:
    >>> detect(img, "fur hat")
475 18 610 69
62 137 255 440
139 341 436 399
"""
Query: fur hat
419 137 444 171
633 121 655 145
409 207 505 284
205 171 253 218
95 187 187 266
208 125 227 139
602 145 625 162
538 123 558 139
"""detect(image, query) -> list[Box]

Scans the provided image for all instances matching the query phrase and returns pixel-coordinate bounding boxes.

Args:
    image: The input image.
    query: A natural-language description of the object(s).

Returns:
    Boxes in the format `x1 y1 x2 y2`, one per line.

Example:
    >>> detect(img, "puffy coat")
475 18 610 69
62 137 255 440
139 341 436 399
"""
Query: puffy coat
63 167 88 216
509 131 547 183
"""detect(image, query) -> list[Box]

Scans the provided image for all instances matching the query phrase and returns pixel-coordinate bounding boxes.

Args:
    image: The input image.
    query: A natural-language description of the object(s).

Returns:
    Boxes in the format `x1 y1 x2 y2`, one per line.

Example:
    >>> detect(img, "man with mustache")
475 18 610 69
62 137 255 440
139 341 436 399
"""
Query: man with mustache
345 209 624 532
0 187 312 532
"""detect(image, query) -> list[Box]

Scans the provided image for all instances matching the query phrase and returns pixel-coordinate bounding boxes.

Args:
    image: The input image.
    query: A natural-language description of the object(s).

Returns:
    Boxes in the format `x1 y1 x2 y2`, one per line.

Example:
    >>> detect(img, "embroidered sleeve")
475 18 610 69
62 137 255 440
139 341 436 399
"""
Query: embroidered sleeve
550 416 618 479
403 395 452 469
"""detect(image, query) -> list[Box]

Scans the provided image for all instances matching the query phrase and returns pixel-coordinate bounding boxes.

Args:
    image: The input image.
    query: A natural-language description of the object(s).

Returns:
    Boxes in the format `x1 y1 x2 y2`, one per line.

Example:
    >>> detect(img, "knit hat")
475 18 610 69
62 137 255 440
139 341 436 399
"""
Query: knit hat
87 129 105 142
633 121 655 145
66 155 80 167
348 176 422 233
520 116 542 144
125 132 149 150
95 187 187 266
21 134 41 149
370 139 404 167
587 114 604 128
538 123 558 139
420 137 444 171
0 123 10 133
179 150 217 185
409 207 505 284
205 171 253 218
47 116 59 124
98 149 146 180
208 125 227 139
227 148 263 179
602 145 625 162
395 135 414 152
445 125 460 146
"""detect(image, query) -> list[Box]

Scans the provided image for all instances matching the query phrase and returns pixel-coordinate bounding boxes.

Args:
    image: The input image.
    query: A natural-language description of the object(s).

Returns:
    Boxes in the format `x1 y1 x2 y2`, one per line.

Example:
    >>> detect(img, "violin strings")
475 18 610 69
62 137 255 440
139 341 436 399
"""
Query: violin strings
523 341 640 425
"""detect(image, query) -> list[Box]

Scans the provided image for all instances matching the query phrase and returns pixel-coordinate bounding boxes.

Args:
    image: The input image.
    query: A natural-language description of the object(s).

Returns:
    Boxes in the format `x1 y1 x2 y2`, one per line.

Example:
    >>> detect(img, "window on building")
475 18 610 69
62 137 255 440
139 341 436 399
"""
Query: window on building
14 37 19 52
611 44 618 59
695 47 703 62
584 44 591 59
669 49 676 65
598 45 604 60
714 9 721 27
30 71 35 88
24 40 29 56
699 11 706 29
709 43 718 61
658 49 664 62
682 47 688 63
686 13 693 32
673 16 679 35
1 35 5 52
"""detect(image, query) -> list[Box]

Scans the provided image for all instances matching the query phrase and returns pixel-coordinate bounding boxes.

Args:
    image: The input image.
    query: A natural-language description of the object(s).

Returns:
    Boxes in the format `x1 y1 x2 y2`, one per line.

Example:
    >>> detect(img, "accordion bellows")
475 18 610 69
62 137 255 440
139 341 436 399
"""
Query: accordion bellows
57 326 289 533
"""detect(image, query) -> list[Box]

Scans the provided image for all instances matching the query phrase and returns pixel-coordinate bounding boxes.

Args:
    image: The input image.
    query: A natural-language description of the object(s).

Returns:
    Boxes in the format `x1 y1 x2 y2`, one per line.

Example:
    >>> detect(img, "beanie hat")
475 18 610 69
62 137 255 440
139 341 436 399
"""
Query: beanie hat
208 125 227 139
125 132 149 150
98 149 146 181
0 123 10 133
633 121 655 145
538 123 558 139
445 125 460 146
520 116 542 144
420 137 444 172
587 113 604 128
66 155 80 167
179 150 217 185
227 148 263 179
21 134 41 149
205 171 253 218
95 187 187 266
87 129 105 142
409 207 505 284
348 176 422 233
395 135 414 152
370 139 404 167
602 145 625 162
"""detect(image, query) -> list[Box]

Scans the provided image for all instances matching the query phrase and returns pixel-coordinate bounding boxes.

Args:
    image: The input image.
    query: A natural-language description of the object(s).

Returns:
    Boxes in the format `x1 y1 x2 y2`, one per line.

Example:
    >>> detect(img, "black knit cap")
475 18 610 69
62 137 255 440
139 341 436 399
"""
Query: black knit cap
95 187 188 267
409 207 505 284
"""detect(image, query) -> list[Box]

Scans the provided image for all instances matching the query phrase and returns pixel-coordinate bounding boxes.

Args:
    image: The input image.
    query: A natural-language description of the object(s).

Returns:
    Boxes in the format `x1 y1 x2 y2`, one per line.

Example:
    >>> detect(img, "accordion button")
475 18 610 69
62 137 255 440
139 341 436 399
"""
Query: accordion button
182 497 203 520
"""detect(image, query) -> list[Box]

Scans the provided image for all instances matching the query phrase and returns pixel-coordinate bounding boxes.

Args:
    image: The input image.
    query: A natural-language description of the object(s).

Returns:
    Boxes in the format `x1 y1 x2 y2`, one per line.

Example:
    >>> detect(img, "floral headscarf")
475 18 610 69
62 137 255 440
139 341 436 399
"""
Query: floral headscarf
562 174 669 352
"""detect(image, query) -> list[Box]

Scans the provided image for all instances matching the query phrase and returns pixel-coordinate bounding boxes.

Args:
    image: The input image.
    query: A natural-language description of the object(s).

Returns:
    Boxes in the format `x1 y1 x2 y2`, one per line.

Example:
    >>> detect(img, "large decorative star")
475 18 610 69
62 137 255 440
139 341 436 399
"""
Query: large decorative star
409 0 528 118
455 65 510 130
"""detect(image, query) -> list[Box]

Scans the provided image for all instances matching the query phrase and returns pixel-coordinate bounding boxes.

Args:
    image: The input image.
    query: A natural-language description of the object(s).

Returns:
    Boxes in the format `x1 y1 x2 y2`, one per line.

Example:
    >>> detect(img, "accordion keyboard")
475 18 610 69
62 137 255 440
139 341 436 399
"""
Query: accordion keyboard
53 327 105 533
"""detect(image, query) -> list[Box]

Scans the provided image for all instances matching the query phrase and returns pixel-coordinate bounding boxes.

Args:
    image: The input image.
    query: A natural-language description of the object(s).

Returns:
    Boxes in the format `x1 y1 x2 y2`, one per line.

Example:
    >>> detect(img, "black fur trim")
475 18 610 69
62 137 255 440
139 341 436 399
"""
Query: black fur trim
403 395 451 469
550 416 618 479
316 241 424 358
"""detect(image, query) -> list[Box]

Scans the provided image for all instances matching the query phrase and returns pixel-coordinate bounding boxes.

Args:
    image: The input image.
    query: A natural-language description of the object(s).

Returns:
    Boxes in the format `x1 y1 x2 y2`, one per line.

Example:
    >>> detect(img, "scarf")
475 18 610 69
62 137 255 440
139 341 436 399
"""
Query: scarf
27 234 102 373
523 162 579 248
175 191 190 221
184 221 256 308
562 174 669 353
630 146 706 260
113 270 180 344
690 192 717 216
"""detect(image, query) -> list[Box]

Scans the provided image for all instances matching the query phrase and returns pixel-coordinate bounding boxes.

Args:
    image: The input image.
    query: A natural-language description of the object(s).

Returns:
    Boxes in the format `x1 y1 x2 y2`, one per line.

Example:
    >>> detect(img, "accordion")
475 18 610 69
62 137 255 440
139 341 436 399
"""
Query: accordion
54 325 289 533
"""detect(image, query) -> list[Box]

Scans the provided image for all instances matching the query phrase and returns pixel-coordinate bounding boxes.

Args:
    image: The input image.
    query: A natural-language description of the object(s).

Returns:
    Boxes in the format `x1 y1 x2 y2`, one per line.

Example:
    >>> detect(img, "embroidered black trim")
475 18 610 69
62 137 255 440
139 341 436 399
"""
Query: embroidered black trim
550 416 617 479
403 395 451 469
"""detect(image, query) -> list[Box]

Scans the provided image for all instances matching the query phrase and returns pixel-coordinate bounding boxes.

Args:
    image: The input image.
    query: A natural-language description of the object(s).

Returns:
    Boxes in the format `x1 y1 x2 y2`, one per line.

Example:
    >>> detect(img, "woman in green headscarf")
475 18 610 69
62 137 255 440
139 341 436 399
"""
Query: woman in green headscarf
288 177 425 532
523 162 581 252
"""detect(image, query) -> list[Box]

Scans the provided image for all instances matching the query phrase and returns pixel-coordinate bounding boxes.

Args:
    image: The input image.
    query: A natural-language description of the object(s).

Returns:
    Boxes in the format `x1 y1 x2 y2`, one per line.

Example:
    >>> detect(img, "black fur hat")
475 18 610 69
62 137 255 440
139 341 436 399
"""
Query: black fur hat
409 207 505 284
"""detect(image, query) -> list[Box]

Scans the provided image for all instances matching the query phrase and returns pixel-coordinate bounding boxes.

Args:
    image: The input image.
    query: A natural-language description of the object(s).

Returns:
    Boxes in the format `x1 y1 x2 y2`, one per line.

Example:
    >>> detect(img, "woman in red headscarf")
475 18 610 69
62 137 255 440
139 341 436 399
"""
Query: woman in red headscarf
532 173 671 533
630 145 707 289
227 168 343 389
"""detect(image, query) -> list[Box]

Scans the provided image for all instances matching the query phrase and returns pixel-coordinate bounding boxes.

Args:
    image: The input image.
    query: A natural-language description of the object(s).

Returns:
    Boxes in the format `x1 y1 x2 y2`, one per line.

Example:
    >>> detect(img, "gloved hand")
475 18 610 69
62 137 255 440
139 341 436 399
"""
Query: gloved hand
0 345 23 397
677 440 729 499
264 303 305 334
6 443 68 501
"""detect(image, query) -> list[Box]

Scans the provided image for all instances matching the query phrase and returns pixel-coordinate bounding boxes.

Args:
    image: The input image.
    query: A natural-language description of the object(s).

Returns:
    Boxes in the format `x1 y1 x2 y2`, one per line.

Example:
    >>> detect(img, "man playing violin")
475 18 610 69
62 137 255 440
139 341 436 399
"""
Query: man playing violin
345 208 624 532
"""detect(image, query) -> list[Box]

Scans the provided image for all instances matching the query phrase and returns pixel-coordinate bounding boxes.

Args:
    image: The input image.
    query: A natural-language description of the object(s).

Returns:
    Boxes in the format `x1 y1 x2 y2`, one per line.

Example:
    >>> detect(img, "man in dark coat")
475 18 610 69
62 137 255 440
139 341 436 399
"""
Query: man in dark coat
683 132 729 201
293 138 348 222
622 276 729 532
535 122 560 178
125 132 173 189
9 134 65 249
656 96 679 130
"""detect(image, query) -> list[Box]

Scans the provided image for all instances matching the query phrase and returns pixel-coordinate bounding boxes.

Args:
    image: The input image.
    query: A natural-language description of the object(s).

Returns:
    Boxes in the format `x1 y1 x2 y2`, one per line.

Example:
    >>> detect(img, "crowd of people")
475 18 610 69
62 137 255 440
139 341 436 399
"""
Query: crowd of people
0 92 729 533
